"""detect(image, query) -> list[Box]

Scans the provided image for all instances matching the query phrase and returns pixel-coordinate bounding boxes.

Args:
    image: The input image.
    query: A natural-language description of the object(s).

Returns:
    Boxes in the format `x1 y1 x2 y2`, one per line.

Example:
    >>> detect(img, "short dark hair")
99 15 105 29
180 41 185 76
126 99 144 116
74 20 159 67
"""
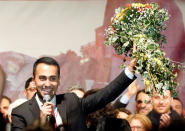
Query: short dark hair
25 77 33 89
135 89 150 101
96 117 131 131
0 96 12 104
33 57 60 78
117 107 132 115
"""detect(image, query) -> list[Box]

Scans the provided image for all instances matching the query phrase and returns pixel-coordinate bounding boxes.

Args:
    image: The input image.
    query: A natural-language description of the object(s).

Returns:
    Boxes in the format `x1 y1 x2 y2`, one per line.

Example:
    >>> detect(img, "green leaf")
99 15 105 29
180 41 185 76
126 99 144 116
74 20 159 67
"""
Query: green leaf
148 44 155 50
104 41 110 46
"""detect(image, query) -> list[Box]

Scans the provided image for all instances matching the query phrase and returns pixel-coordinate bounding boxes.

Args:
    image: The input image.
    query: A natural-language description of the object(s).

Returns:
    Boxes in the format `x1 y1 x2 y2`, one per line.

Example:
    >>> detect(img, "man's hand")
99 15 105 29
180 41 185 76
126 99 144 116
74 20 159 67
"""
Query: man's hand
126 80 140 98
128 59 137 73
128 44 137 73
159 113 171 129
40 102 54 124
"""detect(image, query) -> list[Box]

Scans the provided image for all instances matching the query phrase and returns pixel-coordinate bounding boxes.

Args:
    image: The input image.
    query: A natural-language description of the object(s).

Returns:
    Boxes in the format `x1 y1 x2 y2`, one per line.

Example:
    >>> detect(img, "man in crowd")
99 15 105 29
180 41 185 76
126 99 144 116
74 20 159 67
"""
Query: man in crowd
113 84 152 115
135 89 153 115
24 77 37 100
171 97 184 117
147 89 184 131
0 96 11 119
11 56 136 131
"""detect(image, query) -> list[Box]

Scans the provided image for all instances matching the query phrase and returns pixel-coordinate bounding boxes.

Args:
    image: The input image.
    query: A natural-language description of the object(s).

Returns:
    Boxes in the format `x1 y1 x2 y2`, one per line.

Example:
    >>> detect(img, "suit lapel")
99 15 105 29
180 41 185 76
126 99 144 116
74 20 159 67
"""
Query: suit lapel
56 95 67 126
29 95 40 119
28 94 68 126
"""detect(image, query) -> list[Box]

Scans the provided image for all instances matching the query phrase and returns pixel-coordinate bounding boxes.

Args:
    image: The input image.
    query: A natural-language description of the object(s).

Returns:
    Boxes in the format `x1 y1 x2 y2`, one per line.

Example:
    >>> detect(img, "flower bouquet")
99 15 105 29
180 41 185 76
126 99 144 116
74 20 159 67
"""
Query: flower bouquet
105 3 180 96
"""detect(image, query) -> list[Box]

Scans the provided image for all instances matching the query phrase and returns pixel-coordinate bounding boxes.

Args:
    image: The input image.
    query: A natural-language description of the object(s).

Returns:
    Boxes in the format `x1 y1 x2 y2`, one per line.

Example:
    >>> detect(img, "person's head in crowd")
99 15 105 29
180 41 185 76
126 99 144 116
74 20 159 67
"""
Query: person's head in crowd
86 104 117 130
116 107 132 119
171 97 183 116
24 77 37 100
135 89 152 115
96 117 131 131
7 98 27 123
0 96 11 119
127 114 152 131
84 88 118 130
69 84 85 98
152 89 172 114
32 57 60 100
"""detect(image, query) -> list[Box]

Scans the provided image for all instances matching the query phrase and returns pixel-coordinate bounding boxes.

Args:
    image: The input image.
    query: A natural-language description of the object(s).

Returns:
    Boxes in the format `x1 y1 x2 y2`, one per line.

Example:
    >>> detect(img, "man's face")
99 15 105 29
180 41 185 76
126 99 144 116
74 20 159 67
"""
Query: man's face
152 90 172 114
33 63 60 99
24 81 37 100
171 99 183 116
136 92 152 115
0 98 10 118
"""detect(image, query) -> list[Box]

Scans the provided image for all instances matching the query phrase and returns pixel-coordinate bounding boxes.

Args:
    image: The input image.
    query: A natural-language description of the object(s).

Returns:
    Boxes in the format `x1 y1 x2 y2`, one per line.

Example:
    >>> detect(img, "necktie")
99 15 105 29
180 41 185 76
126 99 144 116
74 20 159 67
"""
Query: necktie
51 110 57 129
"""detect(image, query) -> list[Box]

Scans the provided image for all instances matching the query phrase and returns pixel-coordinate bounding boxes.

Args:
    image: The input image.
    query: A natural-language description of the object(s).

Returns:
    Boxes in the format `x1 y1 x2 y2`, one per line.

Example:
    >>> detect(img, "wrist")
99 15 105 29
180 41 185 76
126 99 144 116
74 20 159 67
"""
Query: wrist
126 92 133 98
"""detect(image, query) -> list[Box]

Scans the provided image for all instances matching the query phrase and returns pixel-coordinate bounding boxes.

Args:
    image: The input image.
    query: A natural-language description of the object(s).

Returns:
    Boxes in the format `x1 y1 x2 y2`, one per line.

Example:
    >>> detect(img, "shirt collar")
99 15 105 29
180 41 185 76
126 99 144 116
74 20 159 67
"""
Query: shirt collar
35 94 56 109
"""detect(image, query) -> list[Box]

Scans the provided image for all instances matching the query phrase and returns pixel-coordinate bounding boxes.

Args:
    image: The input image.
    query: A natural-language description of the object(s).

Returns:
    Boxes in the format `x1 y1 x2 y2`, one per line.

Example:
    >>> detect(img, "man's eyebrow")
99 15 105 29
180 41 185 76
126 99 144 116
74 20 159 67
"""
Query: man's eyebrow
38 75 46 78
50 75 57 77
38 75 57 77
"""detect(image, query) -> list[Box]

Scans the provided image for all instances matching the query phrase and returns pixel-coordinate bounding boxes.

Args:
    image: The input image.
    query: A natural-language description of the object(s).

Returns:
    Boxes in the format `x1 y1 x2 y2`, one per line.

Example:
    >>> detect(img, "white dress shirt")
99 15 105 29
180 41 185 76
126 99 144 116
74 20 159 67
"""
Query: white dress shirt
119 67 134 104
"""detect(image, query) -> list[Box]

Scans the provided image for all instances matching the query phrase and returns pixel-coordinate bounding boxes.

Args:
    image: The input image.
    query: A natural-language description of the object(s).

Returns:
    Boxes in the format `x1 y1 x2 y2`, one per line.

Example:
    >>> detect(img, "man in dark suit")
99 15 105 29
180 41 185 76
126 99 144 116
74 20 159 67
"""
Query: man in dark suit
11 57 136 131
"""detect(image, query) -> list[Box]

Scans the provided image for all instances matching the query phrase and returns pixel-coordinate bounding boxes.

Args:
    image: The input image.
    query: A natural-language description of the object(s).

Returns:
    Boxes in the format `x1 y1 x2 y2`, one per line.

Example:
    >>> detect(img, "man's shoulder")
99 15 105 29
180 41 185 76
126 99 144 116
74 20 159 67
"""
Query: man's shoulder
56 93 81 110
170 109 184 120
12 98 34 114
56 93 79 102
57 93 78 98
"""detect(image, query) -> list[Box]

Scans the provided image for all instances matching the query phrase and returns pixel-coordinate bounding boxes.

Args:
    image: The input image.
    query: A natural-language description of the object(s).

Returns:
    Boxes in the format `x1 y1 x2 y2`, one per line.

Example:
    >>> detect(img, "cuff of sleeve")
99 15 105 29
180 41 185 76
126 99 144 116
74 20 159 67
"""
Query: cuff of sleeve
120 94 130 104
125 67 134 79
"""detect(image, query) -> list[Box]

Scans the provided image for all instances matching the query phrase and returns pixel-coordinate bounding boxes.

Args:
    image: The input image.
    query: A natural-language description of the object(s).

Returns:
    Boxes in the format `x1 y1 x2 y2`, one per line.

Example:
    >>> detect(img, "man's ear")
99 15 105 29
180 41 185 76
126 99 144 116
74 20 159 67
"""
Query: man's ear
24 90 27 97
32 76 36 84
32 76 35 80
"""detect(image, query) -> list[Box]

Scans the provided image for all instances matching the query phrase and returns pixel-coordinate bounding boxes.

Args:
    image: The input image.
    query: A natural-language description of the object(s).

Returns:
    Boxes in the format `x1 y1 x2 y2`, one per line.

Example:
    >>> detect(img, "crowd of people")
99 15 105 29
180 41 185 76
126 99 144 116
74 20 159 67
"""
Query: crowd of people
0 56 185 131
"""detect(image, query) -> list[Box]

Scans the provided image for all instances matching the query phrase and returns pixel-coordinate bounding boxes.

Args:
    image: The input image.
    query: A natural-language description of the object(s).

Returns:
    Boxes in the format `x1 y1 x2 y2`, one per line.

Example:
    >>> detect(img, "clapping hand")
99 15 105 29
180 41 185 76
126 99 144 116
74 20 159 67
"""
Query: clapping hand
159 113 171 129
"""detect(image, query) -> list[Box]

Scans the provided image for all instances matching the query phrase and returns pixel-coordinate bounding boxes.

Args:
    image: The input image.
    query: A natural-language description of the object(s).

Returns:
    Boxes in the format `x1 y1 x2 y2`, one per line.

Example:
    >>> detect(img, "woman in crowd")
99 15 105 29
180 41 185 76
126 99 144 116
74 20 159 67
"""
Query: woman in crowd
127 114 152 131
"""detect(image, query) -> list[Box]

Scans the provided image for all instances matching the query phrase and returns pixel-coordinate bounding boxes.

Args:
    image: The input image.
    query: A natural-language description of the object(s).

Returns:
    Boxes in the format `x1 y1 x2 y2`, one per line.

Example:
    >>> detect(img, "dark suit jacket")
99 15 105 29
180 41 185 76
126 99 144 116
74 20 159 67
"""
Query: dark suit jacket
11 71 134 131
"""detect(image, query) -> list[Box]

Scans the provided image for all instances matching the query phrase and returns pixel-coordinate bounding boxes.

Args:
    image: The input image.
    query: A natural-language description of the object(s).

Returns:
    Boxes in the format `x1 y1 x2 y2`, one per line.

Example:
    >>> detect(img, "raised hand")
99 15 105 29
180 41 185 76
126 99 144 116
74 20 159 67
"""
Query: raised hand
126 80 140 98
